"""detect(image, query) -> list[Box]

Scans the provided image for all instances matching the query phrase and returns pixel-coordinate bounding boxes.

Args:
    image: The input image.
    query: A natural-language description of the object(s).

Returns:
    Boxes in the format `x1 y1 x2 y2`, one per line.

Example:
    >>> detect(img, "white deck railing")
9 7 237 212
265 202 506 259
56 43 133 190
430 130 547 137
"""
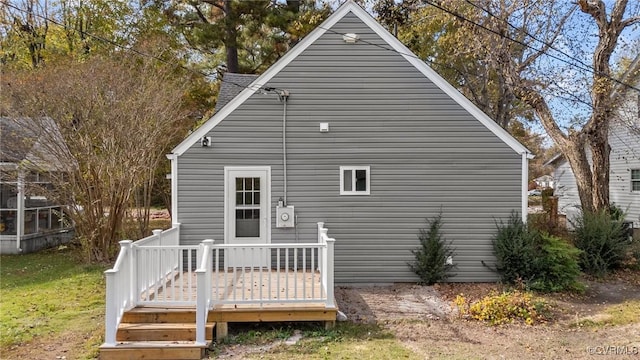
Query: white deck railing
104 224 183 346
105 222 336 346
104 240 134 346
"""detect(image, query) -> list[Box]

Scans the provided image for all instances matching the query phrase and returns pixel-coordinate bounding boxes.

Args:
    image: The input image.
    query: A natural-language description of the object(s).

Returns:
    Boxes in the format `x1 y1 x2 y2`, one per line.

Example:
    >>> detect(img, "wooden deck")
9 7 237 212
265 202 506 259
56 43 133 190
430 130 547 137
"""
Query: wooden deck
147 268 326 305
140 268 336 341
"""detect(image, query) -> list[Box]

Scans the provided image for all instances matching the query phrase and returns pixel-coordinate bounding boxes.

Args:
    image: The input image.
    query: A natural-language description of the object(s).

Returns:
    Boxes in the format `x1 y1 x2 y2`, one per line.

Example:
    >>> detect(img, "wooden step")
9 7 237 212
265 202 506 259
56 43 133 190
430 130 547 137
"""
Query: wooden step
116 322 216 341
99 341 207 360
122 307 196 323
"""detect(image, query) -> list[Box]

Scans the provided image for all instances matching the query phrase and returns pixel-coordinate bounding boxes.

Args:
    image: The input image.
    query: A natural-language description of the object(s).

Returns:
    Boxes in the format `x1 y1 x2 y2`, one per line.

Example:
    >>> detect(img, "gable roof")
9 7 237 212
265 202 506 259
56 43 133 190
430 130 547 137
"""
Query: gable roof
214 73 259 113
0 117 69 171
172 0 531 157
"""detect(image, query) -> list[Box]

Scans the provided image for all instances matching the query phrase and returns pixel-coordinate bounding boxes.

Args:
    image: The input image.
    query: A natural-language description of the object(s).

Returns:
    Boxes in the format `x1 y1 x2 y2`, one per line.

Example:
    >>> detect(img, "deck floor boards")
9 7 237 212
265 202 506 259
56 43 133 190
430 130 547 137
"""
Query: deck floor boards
144 269 325 305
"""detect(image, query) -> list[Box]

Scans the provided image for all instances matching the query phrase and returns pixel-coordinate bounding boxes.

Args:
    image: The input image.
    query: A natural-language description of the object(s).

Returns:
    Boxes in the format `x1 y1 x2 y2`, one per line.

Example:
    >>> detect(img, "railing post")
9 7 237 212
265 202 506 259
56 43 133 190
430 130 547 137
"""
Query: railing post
104 269 118 346
104 240 132 347
152 229 163 245
317 222 324 243
196 239 214 346
325 237 336 309
124 240 136 307
174 223 181 245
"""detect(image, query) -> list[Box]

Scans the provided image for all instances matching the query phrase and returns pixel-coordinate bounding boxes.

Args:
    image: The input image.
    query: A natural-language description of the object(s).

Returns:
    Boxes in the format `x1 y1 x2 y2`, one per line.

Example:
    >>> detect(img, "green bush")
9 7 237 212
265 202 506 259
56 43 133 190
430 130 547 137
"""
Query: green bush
409 213 455 285
572 210 630 277
492 212 582 292
493 213 537 285
530 234 583 292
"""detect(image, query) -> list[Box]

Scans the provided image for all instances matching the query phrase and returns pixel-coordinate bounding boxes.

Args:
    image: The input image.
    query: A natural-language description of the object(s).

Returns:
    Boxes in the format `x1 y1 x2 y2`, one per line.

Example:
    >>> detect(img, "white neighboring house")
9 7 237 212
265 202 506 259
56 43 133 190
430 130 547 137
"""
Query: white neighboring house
534 174 555 189
546 96 640 228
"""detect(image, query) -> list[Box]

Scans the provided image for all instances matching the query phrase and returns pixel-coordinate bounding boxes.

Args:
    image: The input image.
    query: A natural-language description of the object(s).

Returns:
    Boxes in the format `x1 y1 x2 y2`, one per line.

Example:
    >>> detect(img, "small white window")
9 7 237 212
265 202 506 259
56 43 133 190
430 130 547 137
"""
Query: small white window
632 169 640 192
340 166 370 195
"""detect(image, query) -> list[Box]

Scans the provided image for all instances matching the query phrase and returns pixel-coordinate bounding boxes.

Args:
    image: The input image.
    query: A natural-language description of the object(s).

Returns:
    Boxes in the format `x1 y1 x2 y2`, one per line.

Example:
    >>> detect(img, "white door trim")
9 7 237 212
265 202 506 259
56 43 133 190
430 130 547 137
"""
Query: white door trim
223 166 271 246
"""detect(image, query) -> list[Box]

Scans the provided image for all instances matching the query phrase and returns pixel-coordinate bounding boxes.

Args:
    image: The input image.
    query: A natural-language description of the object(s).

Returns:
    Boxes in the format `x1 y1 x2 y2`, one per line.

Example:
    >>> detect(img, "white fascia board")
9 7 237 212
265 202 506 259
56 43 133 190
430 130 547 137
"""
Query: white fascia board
346 3 532 157
171 2 360 157
172 0 532 158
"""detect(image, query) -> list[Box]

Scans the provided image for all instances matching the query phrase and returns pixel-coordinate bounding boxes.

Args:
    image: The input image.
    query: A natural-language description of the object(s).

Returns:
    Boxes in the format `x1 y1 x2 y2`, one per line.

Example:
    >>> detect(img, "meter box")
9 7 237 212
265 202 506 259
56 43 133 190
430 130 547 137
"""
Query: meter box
276 205 295 228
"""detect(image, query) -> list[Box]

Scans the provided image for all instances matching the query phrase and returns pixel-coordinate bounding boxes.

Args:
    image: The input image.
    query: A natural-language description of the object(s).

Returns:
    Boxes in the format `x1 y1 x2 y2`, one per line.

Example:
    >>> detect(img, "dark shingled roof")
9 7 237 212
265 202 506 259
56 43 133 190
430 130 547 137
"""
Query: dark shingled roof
214 73 259 113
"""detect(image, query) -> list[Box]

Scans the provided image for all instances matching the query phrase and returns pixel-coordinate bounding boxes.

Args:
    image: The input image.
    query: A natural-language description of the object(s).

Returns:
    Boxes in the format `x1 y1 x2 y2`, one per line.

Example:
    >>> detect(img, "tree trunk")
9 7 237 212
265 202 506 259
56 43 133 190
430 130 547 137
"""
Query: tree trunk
588 122 610 211
562 138 596 214
224 0 239 73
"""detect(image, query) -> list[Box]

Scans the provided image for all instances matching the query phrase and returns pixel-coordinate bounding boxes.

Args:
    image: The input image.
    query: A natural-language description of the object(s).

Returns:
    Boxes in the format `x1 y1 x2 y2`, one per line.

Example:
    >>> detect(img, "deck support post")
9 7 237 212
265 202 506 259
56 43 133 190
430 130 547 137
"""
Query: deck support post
216 322 228 342
324 320 336 330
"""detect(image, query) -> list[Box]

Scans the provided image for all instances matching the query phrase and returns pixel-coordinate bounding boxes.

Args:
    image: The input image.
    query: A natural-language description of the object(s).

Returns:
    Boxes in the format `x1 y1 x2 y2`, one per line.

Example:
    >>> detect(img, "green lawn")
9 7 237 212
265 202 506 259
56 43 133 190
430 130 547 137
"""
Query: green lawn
0 246 106 358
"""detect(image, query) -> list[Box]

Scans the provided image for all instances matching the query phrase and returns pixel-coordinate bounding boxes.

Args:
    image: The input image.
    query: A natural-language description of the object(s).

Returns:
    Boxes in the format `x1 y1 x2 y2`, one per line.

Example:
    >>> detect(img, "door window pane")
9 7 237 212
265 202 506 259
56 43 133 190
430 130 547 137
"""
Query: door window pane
236 210 259 237
234 176 261 237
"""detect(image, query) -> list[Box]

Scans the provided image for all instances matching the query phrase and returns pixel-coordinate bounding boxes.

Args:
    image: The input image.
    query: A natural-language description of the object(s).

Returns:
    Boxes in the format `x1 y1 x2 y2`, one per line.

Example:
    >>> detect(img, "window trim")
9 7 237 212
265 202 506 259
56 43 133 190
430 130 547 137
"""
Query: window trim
340 166 370 195
631 169 640 192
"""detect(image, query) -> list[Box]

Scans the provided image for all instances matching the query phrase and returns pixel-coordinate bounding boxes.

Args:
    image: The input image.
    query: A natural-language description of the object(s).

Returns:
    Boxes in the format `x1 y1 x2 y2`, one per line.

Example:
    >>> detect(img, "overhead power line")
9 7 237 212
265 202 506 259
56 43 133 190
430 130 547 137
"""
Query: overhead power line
420 0 640 93
6 1 638 98
3 2 280 94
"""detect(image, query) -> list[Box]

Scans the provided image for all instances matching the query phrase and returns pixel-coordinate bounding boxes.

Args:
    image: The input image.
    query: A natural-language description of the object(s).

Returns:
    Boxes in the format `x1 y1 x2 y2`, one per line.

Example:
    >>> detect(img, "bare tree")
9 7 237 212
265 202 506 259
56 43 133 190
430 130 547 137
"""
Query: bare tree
463 0 640 213
1 55 191 262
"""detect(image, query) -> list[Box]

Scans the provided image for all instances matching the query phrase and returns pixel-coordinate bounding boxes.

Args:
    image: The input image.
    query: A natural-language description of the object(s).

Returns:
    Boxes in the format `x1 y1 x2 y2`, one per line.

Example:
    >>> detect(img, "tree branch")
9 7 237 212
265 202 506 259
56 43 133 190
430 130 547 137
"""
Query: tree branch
620 15 640 27
520 6 576 70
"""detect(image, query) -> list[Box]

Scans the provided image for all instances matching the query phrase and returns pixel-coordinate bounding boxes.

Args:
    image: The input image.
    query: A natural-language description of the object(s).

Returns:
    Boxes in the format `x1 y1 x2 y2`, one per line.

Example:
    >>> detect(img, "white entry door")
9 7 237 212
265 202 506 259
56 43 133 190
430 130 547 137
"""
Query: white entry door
224 167 270 268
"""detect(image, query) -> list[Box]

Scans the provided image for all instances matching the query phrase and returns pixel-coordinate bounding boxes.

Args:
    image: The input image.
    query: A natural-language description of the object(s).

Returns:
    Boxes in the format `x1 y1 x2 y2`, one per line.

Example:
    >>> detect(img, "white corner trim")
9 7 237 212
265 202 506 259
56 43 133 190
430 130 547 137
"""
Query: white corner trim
166 153 178 224
522 152 529 223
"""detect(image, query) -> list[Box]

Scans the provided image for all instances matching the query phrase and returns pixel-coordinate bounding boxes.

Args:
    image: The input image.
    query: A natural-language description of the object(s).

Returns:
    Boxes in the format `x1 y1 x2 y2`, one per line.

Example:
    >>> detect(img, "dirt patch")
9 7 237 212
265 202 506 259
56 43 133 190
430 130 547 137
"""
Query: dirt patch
335 284 455 323
333 275 640 359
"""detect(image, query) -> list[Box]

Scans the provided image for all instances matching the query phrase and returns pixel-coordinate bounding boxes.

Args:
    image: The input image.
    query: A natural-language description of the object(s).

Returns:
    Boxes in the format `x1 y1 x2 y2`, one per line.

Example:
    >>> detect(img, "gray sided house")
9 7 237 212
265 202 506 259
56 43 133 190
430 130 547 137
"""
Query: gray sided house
168 1 532 284
0 117 74 254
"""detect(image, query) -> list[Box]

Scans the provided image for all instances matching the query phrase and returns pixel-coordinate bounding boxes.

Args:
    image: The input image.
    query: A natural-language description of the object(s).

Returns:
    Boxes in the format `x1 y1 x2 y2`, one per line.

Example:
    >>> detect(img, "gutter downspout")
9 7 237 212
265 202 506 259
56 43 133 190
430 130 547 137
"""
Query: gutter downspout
16 170 24 253
279 90 290 205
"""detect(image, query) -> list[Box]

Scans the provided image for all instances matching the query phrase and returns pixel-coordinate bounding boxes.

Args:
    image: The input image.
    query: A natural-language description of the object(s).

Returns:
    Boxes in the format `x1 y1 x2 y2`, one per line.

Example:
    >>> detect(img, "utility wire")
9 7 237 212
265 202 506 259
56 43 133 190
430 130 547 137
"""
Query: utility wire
7 1 637 98
3 2 280 94
463 0 639 93
419 0 640 93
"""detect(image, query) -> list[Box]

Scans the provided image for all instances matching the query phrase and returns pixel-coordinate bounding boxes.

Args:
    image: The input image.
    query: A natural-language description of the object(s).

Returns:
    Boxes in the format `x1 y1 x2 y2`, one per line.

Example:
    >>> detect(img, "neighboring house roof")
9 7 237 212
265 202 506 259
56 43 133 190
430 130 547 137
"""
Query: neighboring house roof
171 0 531 157
544 153 564 167
0 117 69 171
214 73 260 113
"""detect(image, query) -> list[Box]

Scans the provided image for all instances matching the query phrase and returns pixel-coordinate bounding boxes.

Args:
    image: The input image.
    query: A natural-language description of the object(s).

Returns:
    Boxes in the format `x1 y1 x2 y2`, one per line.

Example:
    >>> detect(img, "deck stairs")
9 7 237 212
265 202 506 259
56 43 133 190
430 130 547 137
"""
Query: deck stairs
99 307 215 360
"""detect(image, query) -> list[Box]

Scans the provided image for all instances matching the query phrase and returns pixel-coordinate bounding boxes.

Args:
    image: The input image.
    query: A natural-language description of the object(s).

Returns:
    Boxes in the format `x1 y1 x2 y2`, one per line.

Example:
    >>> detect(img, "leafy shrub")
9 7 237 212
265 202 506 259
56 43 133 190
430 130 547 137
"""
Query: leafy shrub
493 213 538 284
409 213 455 285
492 212 582 292
572 210 630 277
530 234 583 292
455 291 548 325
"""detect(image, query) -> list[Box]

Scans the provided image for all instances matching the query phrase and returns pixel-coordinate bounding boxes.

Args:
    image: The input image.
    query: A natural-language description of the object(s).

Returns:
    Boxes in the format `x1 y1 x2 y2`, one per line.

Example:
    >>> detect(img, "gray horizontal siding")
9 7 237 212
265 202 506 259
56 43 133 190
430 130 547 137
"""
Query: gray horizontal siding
176 12 522 283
